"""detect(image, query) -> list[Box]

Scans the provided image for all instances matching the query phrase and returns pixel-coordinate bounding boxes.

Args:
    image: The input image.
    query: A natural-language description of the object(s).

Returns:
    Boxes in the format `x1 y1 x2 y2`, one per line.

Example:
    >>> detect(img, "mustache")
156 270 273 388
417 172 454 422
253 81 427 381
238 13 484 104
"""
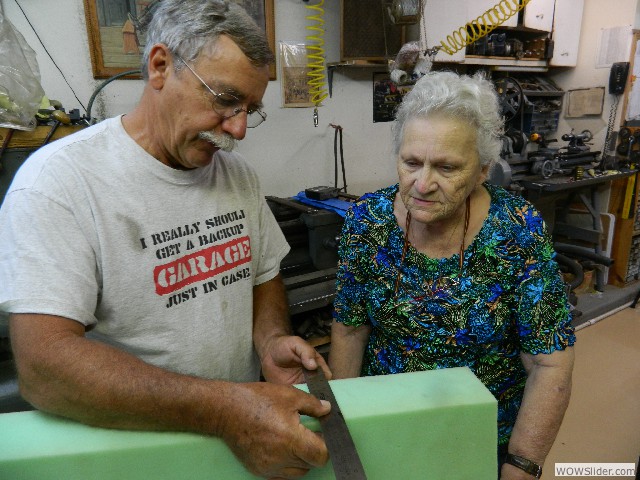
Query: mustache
198 131 236 152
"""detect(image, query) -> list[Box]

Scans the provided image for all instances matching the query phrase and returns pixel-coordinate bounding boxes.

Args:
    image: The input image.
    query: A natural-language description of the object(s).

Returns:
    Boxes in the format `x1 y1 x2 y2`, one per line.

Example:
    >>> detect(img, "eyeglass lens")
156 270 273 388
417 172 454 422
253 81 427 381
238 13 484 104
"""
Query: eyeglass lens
204 89 266 129
177 55 266 128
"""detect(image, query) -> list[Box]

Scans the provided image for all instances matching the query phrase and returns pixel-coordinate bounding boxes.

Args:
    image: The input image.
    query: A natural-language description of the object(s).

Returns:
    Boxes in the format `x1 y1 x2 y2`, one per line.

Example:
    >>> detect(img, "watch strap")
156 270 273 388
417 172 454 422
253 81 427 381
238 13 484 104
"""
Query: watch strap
504 453 543 478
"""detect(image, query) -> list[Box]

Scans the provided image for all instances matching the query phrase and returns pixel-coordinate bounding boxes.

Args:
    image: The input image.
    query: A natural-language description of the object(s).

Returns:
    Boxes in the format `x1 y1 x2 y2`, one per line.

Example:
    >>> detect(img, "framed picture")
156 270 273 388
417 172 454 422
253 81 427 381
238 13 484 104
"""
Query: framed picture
83 0 276 80
279 43 314 108
232 0 276 79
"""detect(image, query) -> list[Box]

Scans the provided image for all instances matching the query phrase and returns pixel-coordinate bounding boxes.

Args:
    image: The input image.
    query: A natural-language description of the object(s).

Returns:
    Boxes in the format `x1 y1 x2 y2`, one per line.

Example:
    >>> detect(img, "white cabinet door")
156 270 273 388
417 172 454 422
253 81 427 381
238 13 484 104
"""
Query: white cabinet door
469 0 519 28
422 0 584 67
421 0 468 62
523 0 555 31
549 0 584 66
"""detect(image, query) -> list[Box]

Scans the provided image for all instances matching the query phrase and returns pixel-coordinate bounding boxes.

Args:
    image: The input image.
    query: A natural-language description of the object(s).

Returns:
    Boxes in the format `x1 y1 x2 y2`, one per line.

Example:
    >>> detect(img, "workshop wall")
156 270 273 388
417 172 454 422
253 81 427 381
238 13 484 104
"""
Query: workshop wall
1 0 397 197
550 0 638 156
2 0 639 197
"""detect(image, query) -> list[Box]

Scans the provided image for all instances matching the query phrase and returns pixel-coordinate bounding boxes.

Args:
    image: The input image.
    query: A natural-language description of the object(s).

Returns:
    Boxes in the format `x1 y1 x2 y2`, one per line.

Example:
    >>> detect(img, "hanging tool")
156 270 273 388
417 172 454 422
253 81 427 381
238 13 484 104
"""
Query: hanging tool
330 123 348 193
303 367 367 479
42 110 71 146
305 0 328 127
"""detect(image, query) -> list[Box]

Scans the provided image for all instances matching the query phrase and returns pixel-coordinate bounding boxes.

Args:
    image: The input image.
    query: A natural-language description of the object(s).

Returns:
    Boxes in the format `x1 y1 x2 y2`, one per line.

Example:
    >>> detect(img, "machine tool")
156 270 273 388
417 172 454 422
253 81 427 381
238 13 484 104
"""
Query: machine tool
528 129 600 179
266 191 354 318
490 76 605 185
615 126 640 168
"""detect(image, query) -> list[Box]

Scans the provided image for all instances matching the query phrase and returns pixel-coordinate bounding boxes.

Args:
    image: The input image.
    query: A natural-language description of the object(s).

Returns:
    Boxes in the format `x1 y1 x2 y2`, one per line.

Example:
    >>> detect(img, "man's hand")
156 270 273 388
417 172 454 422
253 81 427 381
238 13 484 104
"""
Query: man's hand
260 335 331 385
219 382 331 479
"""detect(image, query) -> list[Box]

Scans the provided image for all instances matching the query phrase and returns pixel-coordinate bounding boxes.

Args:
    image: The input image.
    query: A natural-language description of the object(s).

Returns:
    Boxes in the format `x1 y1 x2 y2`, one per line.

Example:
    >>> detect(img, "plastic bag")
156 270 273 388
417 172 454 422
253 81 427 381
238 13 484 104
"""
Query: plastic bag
0 9 45 131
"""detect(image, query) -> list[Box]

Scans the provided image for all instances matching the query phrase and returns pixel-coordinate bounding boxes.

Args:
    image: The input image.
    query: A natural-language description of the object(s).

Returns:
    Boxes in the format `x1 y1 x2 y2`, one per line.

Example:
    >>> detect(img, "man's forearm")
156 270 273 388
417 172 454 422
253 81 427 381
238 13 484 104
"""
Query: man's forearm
11 313 238 435
10 313 333 478
252 274 292 360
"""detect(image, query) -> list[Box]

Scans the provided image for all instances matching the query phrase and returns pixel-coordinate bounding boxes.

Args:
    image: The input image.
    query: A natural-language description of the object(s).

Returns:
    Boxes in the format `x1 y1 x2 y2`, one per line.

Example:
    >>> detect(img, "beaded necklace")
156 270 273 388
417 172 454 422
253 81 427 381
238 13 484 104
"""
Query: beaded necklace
394 194 471 298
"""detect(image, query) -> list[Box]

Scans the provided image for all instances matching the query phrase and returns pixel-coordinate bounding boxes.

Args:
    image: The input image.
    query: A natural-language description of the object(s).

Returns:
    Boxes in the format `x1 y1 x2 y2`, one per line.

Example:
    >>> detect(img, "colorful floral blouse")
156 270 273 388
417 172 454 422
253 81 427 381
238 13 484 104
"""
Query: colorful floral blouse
333 182 576 445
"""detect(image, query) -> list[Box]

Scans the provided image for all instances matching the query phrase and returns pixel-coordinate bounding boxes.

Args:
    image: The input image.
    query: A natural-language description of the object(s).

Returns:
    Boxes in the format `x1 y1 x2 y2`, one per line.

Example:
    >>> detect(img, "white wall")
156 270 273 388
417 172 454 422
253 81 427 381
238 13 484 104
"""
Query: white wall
1 0 397 197
550 0 638 154
2 0 638 198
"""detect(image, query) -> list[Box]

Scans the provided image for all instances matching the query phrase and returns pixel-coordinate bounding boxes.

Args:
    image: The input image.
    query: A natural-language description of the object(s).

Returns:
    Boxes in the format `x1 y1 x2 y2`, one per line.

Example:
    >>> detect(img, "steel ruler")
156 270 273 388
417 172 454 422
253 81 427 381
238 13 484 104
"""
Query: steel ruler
303 368 368 479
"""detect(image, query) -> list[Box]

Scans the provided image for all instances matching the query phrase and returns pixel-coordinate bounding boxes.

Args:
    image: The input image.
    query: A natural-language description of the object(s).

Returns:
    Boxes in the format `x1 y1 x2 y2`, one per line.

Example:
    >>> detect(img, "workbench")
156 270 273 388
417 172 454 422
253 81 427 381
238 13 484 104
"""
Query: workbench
519 169 635 230
0 125 84 205
520 169 638 291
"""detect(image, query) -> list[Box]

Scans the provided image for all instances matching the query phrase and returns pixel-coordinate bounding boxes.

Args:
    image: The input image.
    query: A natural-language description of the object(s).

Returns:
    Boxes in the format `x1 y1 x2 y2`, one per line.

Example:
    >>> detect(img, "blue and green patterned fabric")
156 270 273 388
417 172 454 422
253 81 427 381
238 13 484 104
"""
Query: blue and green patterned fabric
333 182 575 445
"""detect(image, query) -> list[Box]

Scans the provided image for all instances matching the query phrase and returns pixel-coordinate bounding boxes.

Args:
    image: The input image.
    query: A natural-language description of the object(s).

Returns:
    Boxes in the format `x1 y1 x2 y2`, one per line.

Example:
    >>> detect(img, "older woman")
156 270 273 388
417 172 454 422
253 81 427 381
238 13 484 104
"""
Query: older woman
329 70 575 479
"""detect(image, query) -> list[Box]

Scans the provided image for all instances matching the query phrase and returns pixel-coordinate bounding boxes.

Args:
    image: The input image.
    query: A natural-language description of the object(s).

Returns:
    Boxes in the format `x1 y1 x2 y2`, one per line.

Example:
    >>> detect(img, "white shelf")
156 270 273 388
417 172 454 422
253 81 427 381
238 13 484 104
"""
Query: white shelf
461 56 548 72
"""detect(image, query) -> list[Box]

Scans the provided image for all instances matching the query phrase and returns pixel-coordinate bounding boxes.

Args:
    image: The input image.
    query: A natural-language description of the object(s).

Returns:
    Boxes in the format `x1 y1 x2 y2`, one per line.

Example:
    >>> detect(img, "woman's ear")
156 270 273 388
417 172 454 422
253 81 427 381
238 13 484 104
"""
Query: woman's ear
478 162 491 185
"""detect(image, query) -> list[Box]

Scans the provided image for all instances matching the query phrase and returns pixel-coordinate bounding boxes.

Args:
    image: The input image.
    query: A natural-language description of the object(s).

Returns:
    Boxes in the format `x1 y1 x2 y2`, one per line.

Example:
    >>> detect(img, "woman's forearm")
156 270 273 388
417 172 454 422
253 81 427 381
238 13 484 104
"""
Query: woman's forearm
504 348 574 472
329 320 371 378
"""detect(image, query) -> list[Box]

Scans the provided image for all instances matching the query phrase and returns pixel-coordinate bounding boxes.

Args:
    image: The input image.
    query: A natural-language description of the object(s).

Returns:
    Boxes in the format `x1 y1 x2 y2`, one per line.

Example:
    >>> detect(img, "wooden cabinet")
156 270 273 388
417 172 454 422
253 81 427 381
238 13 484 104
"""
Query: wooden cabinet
608 172 640 286
475 0 518 28
548 0 584 67
522 0 555 32
421 0 584 68
609 31 640 287
421 0 467 63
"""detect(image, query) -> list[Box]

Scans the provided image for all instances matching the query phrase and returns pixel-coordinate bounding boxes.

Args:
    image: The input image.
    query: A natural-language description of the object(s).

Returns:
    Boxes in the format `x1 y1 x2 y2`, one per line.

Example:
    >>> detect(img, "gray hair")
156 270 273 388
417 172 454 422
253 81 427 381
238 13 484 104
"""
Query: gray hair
137 0 273 80
391 70 503 167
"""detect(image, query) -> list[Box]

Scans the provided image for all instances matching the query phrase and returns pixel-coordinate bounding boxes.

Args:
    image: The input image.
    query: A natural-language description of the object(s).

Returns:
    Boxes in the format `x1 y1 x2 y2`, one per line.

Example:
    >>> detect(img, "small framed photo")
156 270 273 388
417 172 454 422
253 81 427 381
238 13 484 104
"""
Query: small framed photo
279 42 314 108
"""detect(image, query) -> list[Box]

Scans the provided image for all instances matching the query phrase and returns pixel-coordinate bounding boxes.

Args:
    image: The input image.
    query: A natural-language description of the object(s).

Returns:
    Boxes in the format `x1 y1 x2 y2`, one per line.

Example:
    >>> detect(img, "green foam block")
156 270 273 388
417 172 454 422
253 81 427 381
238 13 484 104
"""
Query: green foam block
0 367 497 479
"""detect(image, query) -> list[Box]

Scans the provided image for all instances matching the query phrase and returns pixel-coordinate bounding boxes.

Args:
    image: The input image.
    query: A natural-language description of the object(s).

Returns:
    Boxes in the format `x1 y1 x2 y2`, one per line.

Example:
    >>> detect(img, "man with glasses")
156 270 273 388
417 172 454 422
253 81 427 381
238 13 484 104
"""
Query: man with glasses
0 1 331 478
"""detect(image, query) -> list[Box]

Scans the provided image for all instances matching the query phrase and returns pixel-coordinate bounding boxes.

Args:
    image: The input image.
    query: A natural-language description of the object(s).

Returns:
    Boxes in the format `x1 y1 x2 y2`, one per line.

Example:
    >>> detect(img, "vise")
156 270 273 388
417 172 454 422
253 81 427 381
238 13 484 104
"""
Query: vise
266 192 355 315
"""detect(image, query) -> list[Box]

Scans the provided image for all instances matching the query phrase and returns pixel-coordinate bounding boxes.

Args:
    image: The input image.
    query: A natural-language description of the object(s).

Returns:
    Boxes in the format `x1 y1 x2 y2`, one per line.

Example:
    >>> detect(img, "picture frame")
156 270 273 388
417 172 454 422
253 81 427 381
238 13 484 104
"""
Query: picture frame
279 43 314 108
83 0 276 80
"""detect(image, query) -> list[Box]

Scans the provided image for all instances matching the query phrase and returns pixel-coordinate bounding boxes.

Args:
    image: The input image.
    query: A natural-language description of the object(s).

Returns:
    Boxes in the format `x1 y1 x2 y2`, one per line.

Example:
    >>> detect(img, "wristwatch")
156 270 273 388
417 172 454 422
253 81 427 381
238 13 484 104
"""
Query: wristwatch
504 453 543 478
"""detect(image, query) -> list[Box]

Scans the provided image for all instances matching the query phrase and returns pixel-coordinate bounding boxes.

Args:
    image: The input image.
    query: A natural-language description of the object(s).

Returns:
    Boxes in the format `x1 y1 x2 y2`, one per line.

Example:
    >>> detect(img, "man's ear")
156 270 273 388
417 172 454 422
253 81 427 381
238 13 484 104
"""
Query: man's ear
147 44 172 90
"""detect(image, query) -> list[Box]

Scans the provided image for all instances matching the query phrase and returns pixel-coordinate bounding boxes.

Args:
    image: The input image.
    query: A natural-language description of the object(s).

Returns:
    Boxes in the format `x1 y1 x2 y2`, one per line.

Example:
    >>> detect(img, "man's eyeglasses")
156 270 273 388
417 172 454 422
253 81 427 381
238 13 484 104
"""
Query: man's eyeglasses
176 55 267 128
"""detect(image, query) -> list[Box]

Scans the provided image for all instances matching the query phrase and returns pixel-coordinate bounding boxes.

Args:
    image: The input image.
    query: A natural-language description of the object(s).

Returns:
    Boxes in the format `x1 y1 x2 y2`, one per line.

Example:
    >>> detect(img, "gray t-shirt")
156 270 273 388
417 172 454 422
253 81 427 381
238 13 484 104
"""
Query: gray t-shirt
0 116 289 382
